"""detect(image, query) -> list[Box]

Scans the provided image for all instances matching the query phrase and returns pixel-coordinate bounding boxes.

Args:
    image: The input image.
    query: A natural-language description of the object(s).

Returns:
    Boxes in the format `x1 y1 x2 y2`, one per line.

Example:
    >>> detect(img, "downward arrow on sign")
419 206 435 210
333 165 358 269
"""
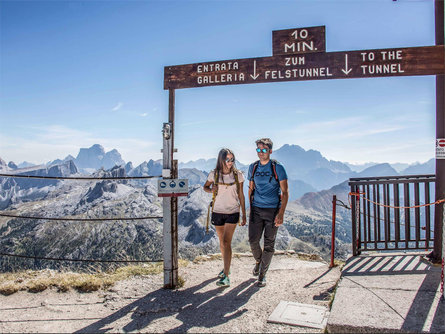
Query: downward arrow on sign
341 54 352 75
250 60 260 80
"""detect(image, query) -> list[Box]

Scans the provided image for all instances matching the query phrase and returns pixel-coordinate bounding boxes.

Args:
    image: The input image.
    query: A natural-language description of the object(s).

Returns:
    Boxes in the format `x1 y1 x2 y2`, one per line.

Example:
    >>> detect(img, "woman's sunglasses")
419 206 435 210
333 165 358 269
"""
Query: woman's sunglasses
225 158 235 163
256 148 269 153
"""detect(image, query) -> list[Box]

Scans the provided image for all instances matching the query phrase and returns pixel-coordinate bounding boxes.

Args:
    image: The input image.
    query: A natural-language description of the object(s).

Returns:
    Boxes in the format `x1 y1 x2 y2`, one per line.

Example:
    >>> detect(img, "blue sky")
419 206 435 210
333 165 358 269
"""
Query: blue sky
0 0 438 166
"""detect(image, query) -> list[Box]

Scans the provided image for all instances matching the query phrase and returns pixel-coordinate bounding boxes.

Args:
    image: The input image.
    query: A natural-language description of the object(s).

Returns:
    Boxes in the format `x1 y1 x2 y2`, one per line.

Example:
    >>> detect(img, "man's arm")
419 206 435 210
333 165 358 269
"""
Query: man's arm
274 179 289 226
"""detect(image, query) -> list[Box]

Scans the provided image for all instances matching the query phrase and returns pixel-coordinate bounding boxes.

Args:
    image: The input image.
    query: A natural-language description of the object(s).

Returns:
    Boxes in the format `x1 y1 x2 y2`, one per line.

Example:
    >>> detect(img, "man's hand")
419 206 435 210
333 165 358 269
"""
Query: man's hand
274 212 284 227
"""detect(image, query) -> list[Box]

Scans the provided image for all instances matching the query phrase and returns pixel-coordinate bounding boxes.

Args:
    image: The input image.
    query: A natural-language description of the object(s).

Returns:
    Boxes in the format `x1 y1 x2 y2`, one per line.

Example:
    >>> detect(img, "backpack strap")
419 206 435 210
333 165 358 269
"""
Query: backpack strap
269 159 279 183
233 169 240 196
250 161 260 182
206 169 219 234
249 161 259 207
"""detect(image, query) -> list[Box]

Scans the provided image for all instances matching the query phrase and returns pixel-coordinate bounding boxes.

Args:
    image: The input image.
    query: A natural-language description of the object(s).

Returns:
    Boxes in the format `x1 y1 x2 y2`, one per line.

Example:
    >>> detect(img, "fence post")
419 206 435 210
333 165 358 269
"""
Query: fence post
330 195 337 268
433 0 445 263
442 203 444 300
351 185 358 256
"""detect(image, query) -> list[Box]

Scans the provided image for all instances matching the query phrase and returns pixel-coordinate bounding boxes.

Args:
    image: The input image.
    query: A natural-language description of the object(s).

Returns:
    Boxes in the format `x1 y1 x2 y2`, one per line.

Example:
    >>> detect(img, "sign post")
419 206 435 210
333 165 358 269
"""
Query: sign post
162 89 180 289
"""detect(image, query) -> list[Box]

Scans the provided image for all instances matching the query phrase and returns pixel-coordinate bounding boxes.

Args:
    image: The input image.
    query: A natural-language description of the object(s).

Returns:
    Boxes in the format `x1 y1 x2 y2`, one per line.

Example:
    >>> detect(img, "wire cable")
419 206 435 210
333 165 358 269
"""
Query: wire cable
0 213 162 221
0 252 163 263
349 192 445 209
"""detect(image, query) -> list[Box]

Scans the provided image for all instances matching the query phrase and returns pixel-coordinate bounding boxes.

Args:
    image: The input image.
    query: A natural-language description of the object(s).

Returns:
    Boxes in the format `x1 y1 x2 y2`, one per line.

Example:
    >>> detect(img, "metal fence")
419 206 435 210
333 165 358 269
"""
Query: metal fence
349 174 436 255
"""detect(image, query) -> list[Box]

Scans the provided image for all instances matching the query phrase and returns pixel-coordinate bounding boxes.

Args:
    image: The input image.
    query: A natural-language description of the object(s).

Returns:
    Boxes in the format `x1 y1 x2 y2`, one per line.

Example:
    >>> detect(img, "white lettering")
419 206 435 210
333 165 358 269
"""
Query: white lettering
292 29 308 39
284 42 314 53
381 50 403 61
361 64 405 75
196 61 240 73
285 43 295 53
261 67 333 80
301 41 314 52
361 52 375 61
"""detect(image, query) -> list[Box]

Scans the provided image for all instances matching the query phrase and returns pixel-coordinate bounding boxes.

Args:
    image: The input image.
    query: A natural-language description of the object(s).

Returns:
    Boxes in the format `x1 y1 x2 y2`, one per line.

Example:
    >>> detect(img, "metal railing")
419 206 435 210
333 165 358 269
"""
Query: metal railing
349 174 436 255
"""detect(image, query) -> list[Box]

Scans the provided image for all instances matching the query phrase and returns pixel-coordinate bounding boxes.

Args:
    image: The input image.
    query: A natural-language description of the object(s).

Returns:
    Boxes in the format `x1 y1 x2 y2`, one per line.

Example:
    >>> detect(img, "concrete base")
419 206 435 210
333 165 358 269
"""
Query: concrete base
327 252 445 333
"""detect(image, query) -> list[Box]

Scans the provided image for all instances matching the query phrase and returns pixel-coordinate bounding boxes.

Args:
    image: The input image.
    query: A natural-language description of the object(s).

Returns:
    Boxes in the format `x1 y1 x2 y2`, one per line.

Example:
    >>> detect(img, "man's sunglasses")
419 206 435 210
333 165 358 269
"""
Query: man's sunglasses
225 158 235 163
256 148 269 153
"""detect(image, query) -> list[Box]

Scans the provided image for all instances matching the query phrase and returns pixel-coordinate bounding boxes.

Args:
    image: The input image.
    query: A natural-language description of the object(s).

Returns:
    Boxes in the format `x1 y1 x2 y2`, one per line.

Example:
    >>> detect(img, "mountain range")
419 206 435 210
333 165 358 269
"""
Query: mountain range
1 144 434 204
0 143 436 270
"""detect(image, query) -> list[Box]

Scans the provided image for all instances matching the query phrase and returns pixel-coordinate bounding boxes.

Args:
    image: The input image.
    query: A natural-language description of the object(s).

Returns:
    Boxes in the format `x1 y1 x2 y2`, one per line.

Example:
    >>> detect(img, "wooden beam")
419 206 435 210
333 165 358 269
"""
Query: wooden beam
165 46 444 90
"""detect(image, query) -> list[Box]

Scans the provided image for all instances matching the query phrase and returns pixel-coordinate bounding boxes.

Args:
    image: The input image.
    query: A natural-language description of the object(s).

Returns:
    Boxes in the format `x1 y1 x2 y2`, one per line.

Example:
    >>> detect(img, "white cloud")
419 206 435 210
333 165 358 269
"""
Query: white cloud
140 113 148 117
285 115 407 141
0 125 160 166
112 102 123 112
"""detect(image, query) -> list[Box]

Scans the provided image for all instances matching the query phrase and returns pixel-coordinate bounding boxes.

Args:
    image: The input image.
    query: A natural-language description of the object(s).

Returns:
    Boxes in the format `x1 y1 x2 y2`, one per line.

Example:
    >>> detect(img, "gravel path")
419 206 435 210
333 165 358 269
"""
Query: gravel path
0 253 341 333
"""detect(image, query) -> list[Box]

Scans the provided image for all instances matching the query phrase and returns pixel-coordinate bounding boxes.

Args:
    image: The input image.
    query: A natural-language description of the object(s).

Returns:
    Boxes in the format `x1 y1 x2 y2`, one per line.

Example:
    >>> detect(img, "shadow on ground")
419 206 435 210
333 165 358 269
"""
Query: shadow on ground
76 277 259 333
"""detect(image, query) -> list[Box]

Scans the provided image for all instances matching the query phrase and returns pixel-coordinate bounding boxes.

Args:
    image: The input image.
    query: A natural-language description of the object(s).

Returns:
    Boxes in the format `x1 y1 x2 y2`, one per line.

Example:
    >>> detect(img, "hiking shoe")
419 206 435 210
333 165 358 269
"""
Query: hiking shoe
257 274 266 287
252 262 261 276
218 269 230 278
216 274 230 287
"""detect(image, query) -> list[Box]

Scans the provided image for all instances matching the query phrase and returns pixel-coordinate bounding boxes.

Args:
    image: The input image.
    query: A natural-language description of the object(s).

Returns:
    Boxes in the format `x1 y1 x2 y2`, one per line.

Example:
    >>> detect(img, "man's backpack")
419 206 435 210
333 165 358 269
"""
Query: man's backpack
249 159 279 184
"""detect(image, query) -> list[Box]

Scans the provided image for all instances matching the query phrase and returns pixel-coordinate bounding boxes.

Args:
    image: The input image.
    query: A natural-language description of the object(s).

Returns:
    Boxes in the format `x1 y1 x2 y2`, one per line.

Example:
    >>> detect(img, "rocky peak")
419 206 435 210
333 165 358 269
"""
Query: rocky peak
8 161 18 170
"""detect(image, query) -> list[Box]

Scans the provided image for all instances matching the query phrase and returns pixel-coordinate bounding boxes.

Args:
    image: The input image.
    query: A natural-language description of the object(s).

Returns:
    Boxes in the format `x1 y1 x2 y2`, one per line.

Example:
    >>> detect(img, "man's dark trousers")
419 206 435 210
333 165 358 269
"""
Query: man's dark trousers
248 206 279 275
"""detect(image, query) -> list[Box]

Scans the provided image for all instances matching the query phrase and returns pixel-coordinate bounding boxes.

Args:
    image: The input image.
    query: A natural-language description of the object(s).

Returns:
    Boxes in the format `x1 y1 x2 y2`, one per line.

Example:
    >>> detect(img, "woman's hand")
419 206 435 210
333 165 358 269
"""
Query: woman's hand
240 214 247 226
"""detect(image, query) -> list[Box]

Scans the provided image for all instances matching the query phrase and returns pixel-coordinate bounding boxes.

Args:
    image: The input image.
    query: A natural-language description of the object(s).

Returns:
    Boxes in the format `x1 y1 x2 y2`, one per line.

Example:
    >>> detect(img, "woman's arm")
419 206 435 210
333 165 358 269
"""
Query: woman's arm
203 180 217 194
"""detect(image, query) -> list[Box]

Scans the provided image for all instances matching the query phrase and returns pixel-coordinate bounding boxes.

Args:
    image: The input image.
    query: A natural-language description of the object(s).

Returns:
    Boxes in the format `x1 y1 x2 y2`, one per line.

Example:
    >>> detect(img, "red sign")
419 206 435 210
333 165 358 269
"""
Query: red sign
438 139 445 147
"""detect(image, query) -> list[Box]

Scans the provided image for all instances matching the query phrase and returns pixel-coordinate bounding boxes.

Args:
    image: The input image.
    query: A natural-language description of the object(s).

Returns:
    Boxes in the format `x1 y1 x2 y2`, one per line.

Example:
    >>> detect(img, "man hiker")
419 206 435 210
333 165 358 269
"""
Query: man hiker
248 138 289 287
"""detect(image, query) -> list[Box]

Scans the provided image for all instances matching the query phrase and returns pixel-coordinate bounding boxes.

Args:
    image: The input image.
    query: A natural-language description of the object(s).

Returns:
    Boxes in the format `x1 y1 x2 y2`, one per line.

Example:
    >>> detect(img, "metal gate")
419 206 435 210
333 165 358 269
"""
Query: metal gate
349 174 436 255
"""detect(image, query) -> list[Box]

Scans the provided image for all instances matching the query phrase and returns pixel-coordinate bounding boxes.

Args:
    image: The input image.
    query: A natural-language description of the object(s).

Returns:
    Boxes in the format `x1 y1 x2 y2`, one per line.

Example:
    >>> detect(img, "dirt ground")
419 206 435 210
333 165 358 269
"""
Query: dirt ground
0 253 341 333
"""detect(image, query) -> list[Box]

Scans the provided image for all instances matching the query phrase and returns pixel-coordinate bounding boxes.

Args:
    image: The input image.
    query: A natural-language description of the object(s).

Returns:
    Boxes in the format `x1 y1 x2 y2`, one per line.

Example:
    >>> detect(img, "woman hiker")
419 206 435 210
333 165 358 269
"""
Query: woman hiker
203 148 247 287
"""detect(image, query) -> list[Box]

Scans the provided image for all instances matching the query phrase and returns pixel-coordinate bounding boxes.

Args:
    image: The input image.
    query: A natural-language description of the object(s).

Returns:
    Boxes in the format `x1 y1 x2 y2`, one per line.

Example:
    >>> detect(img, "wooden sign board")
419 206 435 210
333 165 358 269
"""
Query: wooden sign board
272 26 326 55
164 46 444 90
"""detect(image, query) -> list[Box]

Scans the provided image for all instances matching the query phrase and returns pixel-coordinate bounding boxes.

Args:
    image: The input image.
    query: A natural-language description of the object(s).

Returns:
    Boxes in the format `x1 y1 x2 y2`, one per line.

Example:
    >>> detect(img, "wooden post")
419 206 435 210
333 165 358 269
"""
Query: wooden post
162 89 178 288
433 0 445 263
351 185 358 256
330 195 337 268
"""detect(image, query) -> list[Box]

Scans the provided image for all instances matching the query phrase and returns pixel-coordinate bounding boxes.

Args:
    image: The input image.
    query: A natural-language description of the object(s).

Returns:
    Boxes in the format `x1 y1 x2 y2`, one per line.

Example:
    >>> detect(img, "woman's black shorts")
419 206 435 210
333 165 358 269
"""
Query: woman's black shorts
211 212 240 226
